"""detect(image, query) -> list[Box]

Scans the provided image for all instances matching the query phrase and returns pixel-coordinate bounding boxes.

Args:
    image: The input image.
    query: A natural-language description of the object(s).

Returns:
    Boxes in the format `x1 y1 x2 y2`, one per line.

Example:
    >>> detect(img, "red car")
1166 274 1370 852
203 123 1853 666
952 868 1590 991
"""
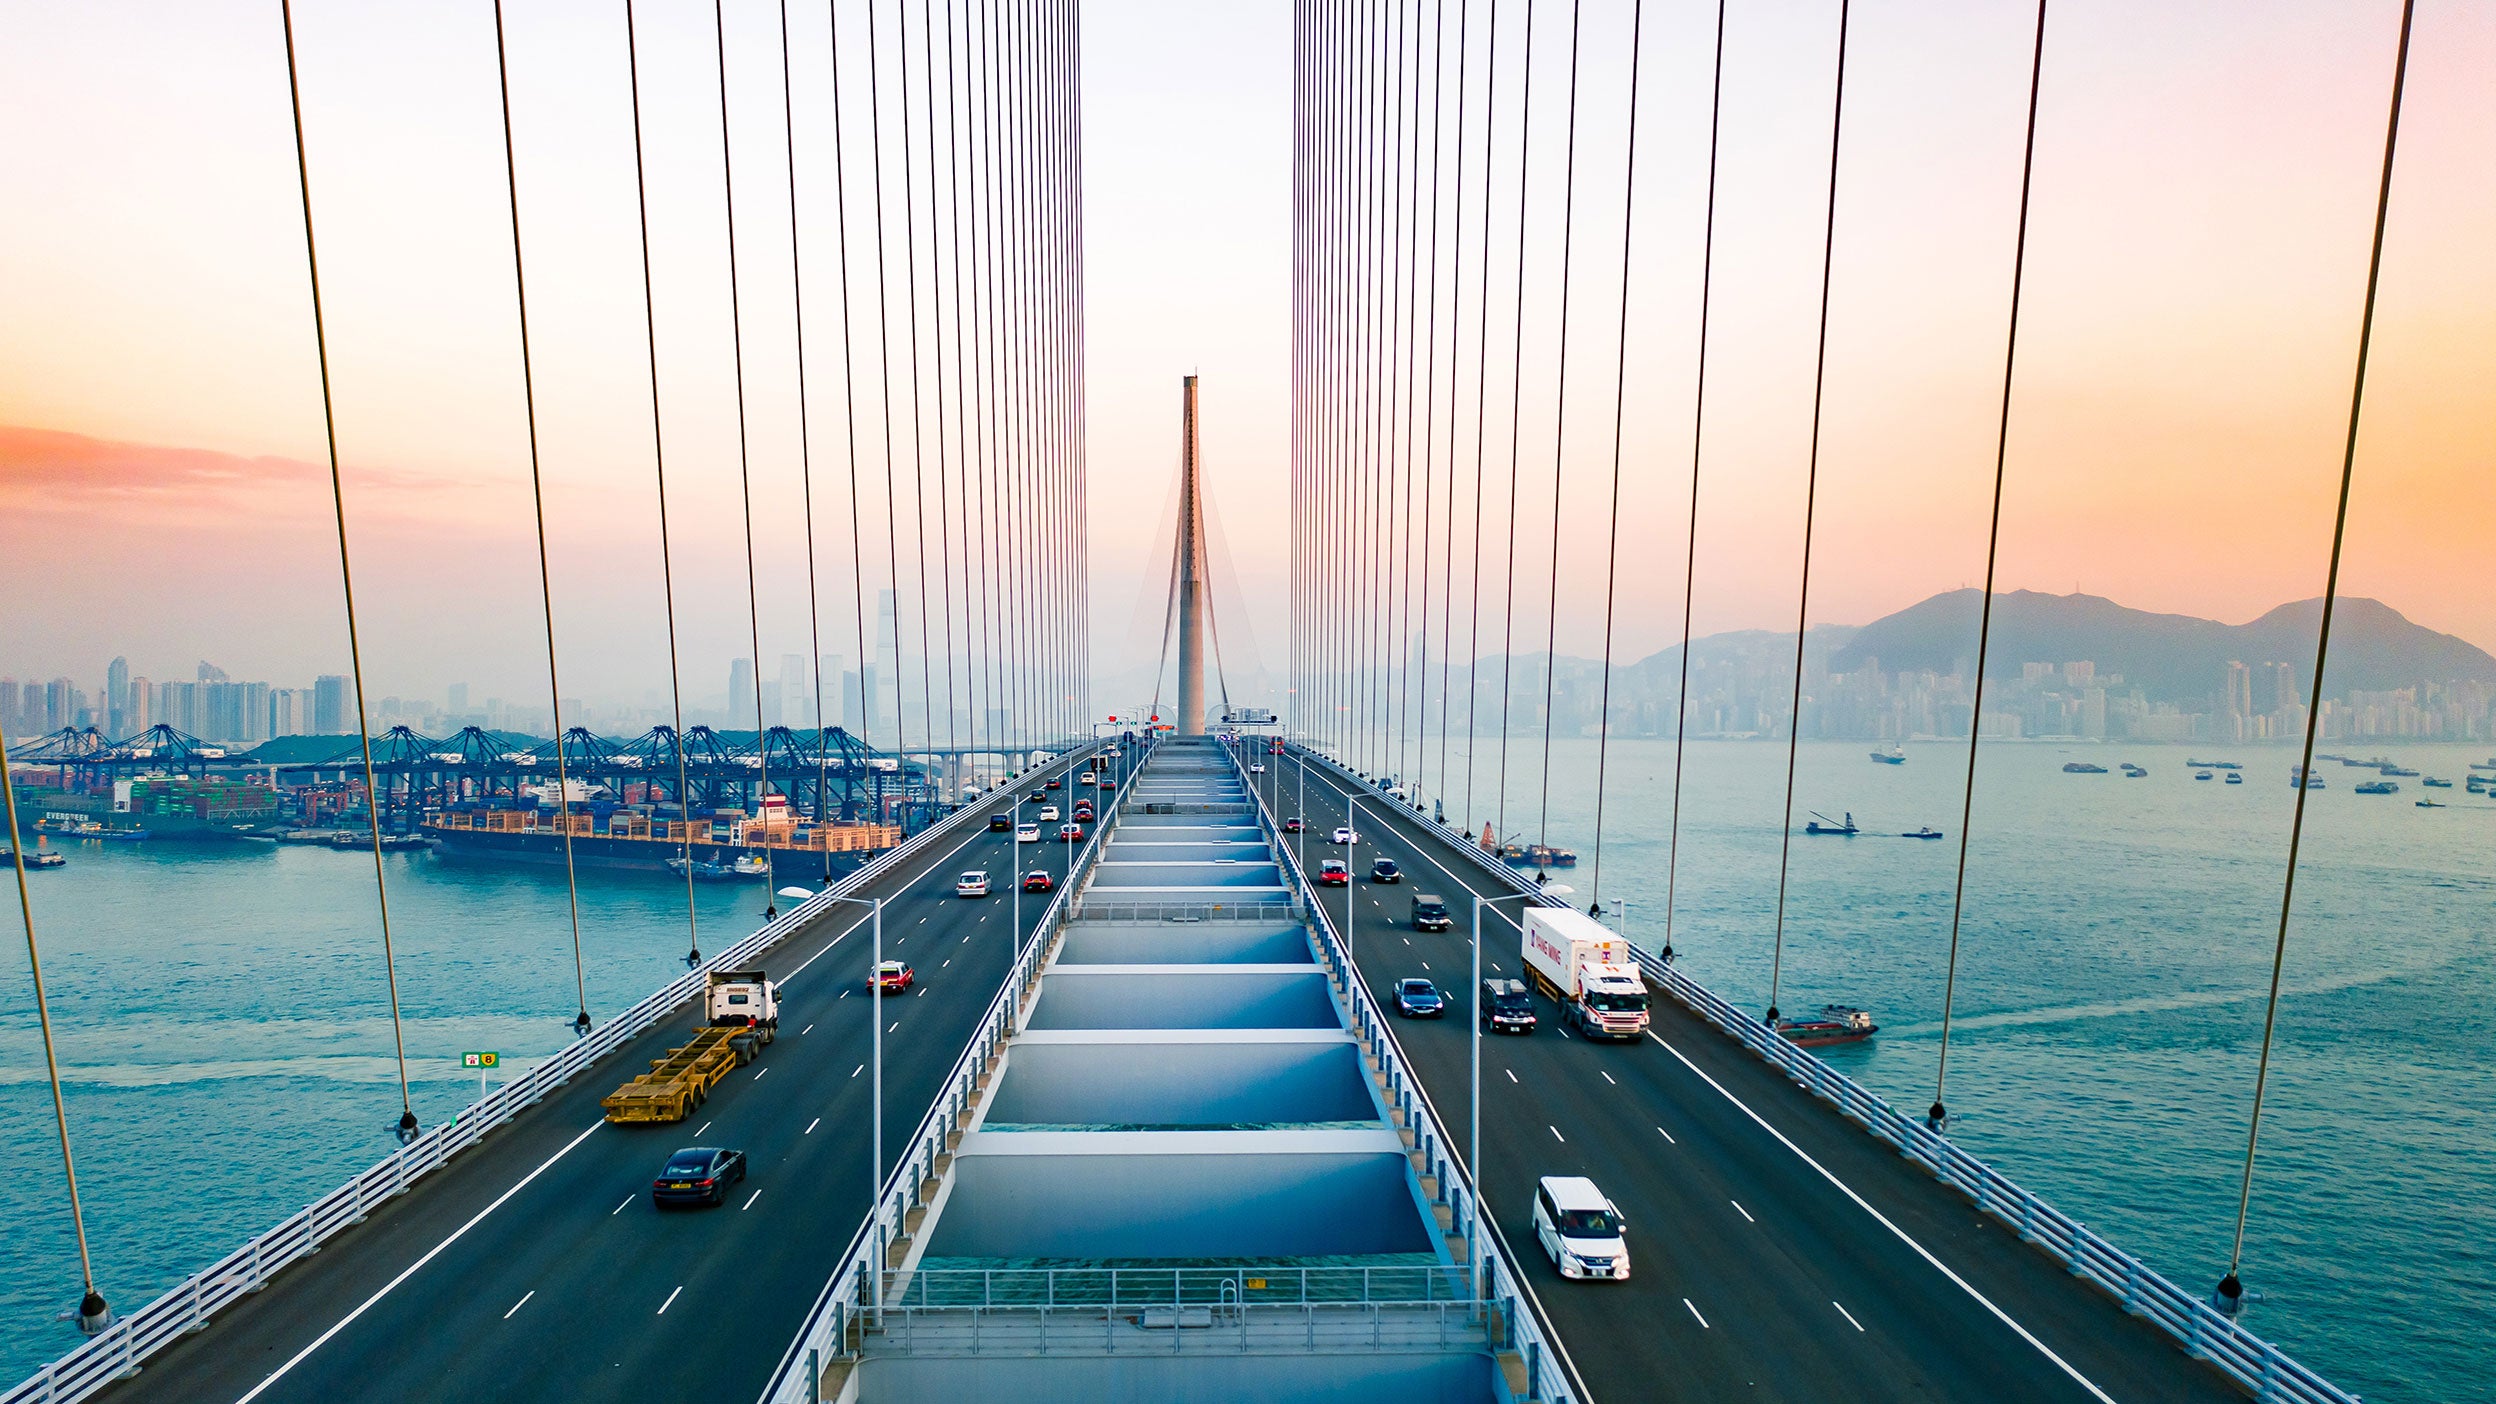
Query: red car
1022 870 1053 893
1045 779 1062 790
1073 801 1096 821
1057 823 1086 843
1270 740 1285 753
1282 817 1305 833
1317 858 1349 887
872 960 915 994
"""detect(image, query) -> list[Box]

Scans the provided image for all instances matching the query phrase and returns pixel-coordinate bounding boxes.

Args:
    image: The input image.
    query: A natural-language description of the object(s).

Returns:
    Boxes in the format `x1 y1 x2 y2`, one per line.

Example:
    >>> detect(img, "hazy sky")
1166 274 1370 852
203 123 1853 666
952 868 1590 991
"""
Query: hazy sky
2 1 2490 720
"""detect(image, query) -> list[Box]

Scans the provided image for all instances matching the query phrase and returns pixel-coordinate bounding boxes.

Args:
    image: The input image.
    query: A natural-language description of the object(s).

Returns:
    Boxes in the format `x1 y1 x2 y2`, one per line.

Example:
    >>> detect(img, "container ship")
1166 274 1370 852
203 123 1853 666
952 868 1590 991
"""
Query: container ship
425 799 900 876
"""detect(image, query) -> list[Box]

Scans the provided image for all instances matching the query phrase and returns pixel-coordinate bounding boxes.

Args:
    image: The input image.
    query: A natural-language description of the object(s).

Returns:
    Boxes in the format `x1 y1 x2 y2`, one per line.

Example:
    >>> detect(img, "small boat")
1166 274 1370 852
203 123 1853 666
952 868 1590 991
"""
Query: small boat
2291 767 2326 789
1870 745 1905 765
2063 761 2108 774
669 853 771 880
1775 1005 1878 1046
1501 842 1577 868
2416 798 2445 808
2422 777 2451 788
2471 758 2496 771
2354 780 2398 796
97 827 152 841
1900 826 1945 840
5 841 67 869
2194 771 2215 781
2121 763 2148 778
2379 765 2419 778
2225 773 2244 785
1804 811 1860 836
330 831 432 853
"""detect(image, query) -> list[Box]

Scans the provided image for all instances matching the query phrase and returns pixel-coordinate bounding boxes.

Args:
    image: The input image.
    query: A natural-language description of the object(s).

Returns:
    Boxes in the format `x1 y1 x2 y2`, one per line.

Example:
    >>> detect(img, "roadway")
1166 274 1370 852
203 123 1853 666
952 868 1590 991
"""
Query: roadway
102 743 1129 1404
1250 741 2244 1404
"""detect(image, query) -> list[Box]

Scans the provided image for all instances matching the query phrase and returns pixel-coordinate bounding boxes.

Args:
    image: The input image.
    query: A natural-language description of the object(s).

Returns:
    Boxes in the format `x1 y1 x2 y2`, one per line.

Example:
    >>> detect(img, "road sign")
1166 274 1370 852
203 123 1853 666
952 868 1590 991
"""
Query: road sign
461 1051 501 1069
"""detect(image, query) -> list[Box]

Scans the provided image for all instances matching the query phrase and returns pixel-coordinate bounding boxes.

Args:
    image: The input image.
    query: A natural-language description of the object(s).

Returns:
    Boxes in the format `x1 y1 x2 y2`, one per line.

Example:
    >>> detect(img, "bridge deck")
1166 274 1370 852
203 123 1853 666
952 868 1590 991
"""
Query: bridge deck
1269 747 2247 1403
93 753 1102 1404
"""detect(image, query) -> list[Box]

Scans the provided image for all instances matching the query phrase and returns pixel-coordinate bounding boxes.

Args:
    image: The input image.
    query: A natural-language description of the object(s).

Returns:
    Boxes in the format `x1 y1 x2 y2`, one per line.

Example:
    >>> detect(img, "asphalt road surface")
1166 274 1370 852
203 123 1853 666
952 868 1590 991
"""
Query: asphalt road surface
1255 742 2244 1404
103 745 1125 1404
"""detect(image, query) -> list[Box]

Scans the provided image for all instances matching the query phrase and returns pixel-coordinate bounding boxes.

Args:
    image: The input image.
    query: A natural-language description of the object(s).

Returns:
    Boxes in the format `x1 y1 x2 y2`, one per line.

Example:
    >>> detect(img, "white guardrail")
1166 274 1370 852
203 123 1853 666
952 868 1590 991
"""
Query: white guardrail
1279 741 2359 1404
4 747 1102 1404
755 745 1136 1404
1236 745 1581 1404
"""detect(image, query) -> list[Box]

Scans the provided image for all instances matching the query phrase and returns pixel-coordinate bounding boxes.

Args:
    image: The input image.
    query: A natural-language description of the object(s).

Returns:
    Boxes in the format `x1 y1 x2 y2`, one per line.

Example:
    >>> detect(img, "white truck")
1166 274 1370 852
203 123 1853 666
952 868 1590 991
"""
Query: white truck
705 969 781 1037
1520 907 1651 1041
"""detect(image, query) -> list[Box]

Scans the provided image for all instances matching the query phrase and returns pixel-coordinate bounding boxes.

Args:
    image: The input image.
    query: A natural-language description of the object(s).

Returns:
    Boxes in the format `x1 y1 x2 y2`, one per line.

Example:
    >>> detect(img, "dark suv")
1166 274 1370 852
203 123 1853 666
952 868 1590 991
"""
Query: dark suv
1411 893 1452 931
1480 978 1537 1034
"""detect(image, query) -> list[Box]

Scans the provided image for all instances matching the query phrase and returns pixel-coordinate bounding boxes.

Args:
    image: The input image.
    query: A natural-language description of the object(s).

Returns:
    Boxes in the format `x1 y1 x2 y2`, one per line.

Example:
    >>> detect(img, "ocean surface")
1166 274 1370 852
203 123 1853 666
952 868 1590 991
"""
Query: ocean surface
6 740 2493 1398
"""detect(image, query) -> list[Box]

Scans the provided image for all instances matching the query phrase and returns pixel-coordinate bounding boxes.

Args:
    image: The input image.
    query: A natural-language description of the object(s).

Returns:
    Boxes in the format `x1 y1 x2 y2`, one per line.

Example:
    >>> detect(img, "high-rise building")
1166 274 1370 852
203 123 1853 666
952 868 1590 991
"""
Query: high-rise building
126 677 152 732
198 660 230 685
728 659 757 730
269 688 308 738
817 654 845 730
107 656 131 734
313 675 349 734
448 682 470 714
777 653 807 730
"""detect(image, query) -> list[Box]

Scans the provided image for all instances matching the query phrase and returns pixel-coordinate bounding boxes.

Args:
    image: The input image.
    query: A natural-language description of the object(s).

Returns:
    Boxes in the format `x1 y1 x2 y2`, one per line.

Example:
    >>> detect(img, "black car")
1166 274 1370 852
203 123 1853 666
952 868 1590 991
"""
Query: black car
1370 858 1402 884
652 1146 748 1207
989 814 1012 832
1481 978 1536 1034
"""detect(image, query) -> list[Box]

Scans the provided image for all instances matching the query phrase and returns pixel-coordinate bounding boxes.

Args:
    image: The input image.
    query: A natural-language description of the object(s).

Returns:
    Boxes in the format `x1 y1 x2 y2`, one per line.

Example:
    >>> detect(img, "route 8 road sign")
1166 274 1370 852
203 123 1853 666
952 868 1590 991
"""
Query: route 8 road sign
461 1051 500 1069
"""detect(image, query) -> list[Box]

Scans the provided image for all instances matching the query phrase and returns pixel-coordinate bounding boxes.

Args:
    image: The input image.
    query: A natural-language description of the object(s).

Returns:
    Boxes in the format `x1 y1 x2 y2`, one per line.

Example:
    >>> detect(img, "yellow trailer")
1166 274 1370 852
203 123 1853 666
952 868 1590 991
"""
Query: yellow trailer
601 1025 760 1124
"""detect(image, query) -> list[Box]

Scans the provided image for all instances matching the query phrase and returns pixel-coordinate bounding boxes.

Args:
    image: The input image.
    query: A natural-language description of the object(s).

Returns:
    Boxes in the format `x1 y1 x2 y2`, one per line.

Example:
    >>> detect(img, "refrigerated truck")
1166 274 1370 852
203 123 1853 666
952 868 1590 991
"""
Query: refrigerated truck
1520 907 1651 1041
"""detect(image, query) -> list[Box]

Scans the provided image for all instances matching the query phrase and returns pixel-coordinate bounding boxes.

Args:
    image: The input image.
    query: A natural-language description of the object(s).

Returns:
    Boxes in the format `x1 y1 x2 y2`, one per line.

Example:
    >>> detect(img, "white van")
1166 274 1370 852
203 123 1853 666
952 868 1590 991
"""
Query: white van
1532 1175 1630 1281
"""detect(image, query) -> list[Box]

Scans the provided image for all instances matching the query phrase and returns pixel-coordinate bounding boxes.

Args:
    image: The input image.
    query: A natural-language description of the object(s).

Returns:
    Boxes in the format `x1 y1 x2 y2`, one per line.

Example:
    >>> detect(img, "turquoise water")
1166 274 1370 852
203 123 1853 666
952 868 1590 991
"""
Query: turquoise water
7 741 2494 1397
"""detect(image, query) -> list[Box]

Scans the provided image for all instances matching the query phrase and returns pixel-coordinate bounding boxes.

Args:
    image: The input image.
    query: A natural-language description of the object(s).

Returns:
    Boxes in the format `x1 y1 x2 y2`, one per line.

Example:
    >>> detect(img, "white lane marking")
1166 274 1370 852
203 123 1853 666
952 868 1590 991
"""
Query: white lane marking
1600 1070 1617 1085
657 1285 684 1315
612 1195 633 1215
801 1023 814 1035
694 1121 712 1137
1650 1033 2118 1403
1685 1298 1709 1329
806 1117 821 1134
1834 1300 1866 1332
1550 1125 1566 1143
888 1022 900 1032
840 989 850 999
919 916 928 924
502 1289 534 1319
852 1065 864 1078
1657 1126 1676 1144
1731 1200 1754 1223
234 1121 602 1403
943 958 952 967
1505 1070 1519 1084
741 1188 763 1211
1421 960 1430 970
753 1067 769 1081
1558 1028 1571 1039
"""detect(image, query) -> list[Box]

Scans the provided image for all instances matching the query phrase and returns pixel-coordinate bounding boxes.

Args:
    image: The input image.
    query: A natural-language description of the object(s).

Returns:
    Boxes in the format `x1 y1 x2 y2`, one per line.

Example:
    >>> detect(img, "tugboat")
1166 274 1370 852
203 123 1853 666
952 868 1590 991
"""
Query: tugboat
1774 1005 1878 1047
1870 745 1905 765
2416 797 2445 808
2194 770 2215 781
2062 761 2108 774
1900 826 1945 840
2225 772 2244 785
1804 811 1860 836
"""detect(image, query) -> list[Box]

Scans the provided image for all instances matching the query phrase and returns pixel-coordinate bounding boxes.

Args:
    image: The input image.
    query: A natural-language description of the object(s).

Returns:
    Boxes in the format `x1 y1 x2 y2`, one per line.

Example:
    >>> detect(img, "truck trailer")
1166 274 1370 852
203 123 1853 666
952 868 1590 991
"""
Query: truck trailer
1519 908 1650 1041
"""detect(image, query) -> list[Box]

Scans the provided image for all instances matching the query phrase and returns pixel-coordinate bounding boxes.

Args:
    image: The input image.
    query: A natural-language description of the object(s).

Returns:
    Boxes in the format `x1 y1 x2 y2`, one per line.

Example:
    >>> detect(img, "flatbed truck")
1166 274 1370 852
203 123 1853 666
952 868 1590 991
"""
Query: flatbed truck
601 969 781 1124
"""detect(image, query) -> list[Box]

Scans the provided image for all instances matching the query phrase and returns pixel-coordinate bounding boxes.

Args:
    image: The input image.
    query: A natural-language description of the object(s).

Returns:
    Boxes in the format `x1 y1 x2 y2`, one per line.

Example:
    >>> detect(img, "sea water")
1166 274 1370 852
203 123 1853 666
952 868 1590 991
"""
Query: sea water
5 742 2493 1398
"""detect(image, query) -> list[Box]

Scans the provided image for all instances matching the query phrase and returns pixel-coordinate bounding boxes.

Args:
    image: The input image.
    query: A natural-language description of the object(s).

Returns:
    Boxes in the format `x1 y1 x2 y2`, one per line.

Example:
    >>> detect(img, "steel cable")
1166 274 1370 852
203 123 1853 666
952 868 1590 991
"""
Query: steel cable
1928 0 2049 1133
280 0 420 1143
1529 0 1587 878
1586 0 1645 918
1491 0 1538 851
1432 0 1471 825
490 0 594 1033
918 0 962 780
1658 0 1727 966
1461 0 1504 841
776 0 836 873
865 0 914 798
2217 0 2415 1315
825 0 881 827
896 0 939 783
623 0 705 965
1764 0 1851 1026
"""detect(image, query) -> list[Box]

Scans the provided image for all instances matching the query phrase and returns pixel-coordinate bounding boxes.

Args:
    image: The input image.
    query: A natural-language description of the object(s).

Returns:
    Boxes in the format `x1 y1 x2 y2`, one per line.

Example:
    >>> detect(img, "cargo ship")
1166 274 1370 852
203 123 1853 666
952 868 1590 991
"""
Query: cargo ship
2063 761 2107 774
1774 1005 1877 1047
425 804 900 875
1870 745 1905 765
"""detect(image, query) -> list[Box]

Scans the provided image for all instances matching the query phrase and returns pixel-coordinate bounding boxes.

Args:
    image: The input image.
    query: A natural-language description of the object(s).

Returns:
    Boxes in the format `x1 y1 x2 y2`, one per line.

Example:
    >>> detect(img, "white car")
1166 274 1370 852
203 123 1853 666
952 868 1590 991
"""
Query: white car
1332 827 1358 845
1249 763 1266 774
1016 823 1041 844
1533 1175 1630 1282
954 870 990 897
1038 805 1061 822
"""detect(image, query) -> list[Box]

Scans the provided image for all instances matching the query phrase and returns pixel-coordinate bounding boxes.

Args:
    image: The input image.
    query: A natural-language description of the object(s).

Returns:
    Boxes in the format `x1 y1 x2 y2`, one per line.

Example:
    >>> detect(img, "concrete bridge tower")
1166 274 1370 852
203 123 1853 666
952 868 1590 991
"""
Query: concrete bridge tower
1175 374 1207 736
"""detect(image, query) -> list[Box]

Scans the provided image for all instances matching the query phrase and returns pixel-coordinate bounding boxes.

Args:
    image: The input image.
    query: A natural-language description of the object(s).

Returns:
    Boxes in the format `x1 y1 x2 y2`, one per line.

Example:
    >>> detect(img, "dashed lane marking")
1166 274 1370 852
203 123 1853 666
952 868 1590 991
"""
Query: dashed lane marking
852 1065 864 1078
1506 1070 1519 1083
1657 1126 1676 1144
1600 1070 1617 1085
503 1290 533 1319
1834 1300 1865 1332
800 1023 814 1035
611 1196 632 1216
657 1285 683 1315
1731 1200 1754 1223
1684 1298 1709 1329
806 1118 821 1134
1550 1125 1566 1143
742 1188 763 1210
694 1121 712 1137
753 1067 768 1081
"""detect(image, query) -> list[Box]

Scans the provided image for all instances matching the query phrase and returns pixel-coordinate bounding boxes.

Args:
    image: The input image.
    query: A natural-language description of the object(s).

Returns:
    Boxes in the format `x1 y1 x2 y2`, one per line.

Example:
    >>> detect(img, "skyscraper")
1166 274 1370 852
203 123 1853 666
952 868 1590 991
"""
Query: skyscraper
313 675 349 734
728 659 757 731
777 653 807 729
107 656 131 734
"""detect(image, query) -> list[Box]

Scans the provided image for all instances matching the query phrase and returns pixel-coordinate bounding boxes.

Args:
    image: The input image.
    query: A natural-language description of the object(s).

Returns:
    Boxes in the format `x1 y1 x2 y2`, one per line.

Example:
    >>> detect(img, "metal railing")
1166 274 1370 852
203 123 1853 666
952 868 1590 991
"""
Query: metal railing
1281 740 2359 1404
1239 746 1580 1404
4 744 1104 1404
885 1264 1471 1310
1075 901 1299 924
868 1299 1493 1358
754 747 1137 1404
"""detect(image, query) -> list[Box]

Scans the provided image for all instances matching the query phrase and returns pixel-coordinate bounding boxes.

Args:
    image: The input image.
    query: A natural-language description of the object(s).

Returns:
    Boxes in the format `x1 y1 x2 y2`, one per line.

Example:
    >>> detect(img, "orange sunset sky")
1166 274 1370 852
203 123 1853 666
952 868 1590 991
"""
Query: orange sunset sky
3 0 2491 713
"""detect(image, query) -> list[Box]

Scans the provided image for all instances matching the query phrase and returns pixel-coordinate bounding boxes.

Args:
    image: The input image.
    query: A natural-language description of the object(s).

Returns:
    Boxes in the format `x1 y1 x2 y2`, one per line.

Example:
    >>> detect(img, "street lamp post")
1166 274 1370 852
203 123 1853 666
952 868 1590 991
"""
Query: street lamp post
1470 888 1541 1303
1342 794 1375 972
826 892 885 1305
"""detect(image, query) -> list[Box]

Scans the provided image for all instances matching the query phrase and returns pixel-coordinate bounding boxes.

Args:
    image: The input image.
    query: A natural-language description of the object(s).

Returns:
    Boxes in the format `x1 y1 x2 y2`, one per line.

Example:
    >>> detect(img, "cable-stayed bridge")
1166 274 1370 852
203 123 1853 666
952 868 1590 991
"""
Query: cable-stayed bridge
2 0 2447 1400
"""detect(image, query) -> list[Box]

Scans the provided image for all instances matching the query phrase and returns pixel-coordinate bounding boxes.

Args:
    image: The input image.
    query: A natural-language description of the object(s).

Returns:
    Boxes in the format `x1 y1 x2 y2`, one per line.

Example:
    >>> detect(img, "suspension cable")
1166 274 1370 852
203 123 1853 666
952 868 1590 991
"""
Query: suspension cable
828 0 878 825
1928 0 2049 1133
1764 0 1851 1025
776 0 834 873
897 0 940 786
865 0 913 803
942 0 980 783
1530 0 1587 877
490 0 593 1036
2218 0 2415 1315
921 0 963 781
1431 0 1468 825
2 731 106 1328
1659 0 1726 966
1586 0 1645 917
281 0 419 1143
713 0 781 917
1491 0 1537 849
623 0 704 966
1460 0 1502 841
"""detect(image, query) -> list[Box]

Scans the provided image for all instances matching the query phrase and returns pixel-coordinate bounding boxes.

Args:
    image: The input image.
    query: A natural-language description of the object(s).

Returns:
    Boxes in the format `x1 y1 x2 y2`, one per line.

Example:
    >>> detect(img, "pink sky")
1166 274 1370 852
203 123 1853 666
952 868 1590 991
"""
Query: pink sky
3 0 2491 713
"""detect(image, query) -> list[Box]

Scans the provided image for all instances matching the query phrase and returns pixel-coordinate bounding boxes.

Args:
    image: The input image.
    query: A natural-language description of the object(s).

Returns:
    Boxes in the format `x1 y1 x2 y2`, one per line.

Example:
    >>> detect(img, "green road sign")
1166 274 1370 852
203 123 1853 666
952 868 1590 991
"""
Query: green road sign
461 1051 501 1069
